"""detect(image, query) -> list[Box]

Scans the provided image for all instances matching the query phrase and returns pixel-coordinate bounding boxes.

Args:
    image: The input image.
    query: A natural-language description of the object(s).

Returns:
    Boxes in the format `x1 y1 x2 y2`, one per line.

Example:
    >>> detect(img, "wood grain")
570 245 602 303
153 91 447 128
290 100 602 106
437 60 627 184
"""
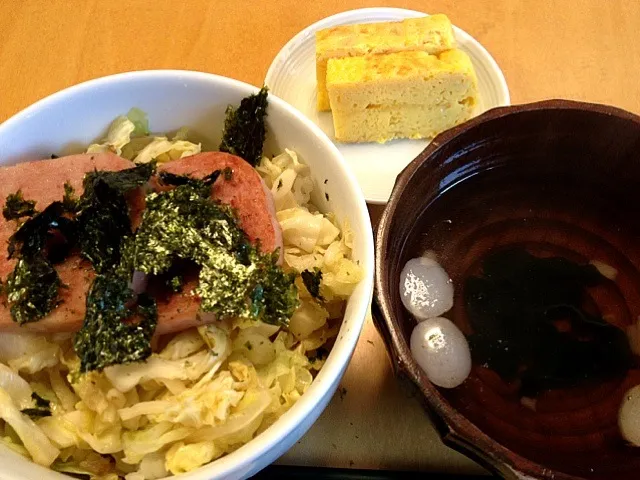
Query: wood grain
1 0 639 123
1 0 638 474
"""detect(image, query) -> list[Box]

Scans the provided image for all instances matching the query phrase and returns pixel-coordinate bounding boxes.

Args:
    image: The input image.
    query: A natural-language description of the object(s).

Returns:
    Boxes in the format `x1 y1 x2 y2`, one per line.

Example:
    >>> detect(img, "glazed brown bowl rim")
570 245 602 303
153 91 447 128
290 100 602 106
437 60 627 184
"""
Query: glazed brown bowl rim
373 99 640 480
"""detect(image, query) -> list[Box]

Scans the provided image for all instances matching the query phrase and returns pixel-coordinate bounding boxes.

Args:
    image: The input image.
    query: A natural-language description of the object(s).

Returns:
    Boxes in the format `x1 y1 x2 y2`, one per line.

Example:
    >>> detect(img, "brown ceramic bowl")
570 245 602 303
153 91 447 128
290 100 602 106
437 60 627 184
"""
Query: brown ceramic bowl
373 100 640 479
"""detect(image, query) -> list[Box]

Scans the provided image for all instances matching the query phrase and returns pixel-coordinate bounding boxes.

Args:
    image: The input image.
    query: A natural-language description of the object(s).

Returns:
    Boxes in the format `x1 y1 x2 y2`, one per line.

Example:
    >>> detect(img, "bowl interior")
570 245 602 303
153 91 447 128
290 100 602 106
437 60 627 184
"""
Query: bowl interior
0 71 374 480
375 100 640 479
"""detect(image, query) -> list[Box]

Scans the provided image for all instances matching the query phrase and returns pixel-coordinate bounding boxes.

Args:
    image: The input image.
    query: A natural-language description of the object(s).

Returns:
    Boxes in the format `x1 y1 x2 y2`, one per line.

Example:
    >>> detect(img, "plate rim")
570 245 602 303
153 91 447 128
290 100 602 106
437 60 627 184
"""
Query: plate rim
265 7 511 204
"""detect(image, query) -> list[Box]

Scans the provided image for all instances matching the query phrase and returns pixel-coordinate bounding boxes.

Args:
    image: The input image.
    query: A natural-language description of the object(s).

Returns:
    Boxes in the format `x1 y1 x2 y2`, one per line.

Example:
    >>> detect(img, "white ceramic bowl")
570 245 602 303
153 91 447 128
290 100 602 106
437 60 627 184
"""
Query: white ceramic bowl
0 71 375 480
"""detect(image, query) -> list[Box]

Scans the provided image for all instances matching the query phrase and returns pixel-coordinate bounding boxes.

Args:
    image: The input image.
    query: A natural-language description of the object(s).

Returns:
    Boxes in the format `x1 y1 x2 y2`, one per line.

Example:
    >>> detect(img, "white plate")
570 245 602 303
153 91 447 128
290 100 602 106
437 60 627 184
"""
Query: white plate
265 7 511 204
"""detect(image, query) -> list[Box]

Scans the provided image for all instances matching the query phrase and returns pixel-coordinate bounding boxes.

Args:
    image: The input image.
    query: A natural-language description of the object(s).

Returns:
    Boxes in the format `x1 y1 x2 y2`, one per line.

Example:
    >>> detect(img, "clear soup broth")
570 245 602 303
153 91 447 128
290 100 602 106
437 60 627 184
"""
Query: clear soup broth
405 164 640 478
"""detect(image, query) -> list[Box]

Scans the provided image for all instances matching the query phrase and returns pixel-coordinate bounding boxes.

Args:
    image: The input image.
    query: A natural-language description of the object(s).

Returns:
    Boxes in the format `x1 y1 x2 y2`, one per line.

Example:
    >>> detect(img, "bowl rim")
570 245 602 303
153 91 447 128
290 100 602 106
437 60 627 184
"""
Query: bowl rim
0 69 375 480
374 99 640 480
388 99 640 201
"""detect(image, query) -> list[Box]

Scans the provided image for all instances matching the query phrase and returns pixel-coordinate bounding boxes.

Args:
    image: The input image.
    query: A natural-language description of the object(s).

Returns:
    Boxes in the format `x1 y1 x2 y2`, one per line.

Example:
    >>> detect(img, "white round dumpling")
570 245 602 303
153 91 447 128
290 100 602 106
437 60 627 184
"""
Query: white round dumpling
400 257 454 320
410 317 471 389
619 385 640 446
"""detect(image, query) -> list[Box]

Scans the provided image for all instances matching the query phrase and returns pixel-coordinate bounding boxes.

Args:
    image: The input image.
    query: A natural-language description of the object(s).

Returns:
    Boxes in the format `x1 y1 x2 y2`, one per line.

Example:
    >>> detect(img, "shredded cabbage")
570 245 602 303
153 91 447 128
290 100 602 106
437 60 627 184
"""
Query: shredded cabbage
131 137 201 164
86 116 135 156
86 109 201 164
124 451 167 480
0 364 32 409
0 130 363 478
103 350 222 394
0 387 59 466
0 332 60 374
165 441 220 475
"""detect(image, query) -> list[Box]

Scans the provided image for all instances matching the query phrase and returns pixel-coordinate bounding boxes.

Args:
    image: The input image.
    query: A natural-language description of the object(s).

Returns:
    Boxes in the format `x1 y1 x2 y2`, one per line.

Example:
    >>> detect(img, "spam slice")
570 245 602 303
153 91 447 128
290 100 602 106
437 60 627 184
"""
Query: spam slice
158 152 283 256
0 152 138 280
0 152 283 335
155 152 284 333
315 14 455 111
326 49 479 143
0 153 140 333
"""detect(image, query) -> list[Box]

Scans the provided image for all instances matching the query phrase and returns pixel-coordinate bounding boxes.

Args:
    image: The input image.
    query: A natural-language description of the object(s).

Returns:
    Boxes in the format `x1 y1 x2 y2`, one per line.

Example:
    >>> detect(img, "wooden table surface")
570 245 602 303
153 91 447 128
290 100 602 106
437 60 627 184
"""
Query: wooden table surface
2 0 639 475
